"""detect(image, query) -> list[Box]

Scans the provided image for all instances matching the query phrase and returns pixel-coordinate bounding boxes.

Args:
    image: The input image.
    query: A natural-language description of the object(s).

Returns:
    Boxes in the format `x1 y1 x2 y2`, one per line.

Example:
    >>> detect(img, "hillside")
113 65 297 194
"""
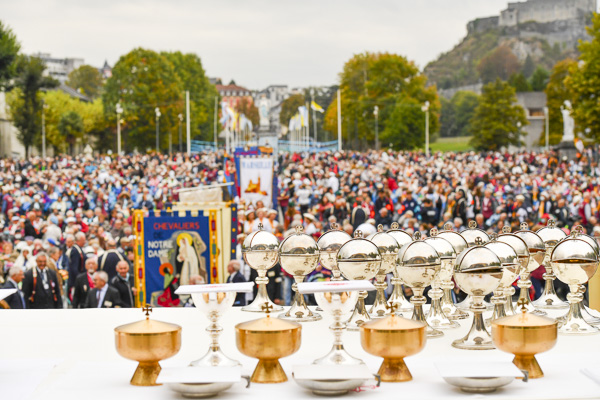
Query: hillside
424 15 592 90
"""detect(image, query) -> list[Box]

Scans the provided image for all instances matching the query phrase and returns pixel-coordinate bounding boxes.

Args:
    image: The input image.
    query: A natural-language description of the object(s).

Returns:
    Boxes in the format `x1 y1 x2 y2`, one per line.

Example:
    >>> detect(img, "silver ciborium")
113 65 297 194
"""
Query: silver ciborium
317 223 352 281
556 226 600 325
424 228 459 329
397 232 443 338
298 281 373 366
367 225 401 318
242 224 283 312
437 223 469 320
484 233 520 325
279 225 321 322
534 219 568 309
337 231 382 331
386 223 414 312
457 221 492 311
514 222 547 315
551 229 599 335
497 226 530 316
452 237 503 350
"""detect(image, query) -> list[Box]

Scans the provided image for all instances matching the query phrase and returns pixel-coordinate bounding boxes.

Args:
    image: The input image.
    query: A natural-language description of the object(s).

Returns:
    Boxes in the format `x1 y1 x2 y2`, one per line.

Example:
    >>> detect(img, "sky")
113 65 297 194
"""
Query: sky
2 0 541 89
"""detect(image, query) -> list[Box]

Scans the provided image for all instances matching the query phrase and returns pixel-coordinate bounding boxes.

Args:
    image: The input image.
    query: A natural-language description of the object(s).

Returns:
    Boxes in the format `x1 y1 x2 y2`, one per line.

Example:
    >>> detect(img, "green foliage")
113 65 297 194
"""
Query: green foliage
430 136 473 152
58 110 84 155
0 20 20 88
469 79 528 150
530 66 550 91
477 45 521 83
522 54 535 78
440 91 479 137
7 55 58 156
543 59 576 146
235 97 259 127
66 65 103 99
161 51 218 142
280 94 305 126
324 52 439 150
103 48 183 152
566 12 600 143
509 73 531 92
302 86 337 141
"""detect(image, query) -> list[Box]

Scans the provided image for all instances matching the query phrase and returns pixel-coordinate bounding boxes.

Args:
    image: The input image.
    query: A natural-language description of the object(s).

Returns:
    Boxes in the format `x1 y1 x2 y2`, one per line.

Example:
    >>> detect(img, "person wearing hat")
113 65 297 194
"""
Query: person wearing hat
266 209 279 231
252 208 271 233
303 213 317 235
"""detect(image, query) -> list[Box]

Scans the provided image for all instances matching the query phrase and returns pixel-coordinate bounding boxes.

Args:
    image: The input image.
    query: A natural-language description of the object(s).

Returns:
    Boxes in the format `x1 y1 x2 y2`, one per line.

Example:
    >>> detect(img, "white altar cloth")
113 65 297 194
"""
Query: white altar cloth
1 307 599 399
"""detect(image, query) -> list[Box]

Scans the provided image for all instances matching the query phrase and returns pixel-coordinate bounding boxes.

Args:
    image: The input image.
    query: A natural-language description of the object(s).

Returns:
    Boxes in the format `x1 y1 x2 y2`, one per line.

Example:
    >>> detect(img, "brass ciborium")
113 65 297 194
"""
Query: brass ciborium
551 230 599 335
236 304 302 383
485 233 520 325
515 222 547 315
492 299 558 379
360 304 426 382
424 228 459 330
279 225 321 322
367 225 401 318
452 237 502 350
437 223 469 320
114 306 182 386
497 226 531 316
242 224 283 312
337 230 382 330
534 219 568 309
457 221 492 311
317 223 352 281
397 232 443 338
387 222 414 312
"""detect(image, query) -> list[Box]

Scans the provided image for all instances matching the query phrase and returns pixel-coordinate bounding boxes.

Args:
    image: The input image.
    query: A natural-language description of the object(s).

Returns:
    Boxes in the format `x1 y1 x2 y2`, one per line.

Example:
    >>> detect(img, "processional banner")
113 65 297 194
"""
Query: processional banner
239 156 273 208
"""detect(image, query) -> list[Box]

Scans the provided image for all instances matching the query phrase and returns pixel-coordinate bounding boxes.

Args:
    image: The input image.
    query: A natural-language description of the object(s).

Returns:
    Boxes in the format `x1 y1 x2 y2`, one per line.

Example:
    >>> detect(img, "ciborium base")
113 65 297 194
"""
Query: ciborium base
242 297 283 312
389 277 413 312
190 348 240 368
346 292 370 331
532 292 568 310
131 361 162 386
378 358 413 382
513 355 544 379
452 310 495 350
313 345 364 366
251 359 288 384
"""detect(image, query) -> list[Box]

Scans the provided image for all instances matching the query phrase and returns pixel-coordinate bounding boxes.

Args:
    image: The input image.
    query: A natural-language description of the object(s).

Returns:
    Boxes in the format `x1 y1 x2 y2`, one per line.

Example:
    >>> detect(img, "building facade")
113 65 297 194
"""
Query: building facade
32 53 84 83
499 0 596 26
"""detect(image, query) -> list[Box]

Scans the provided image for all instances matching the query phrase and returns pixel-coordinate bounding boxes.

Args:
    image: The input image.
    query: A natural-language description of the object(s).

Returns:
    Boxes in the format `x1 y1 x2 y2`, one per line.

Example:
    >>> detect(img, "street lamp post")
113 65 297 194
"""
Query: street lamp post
116 102 123 155
178 113 183 153
374 105 379 151
422 101 430 157
543 106 549 151
155 107 161 153
41 100 48 159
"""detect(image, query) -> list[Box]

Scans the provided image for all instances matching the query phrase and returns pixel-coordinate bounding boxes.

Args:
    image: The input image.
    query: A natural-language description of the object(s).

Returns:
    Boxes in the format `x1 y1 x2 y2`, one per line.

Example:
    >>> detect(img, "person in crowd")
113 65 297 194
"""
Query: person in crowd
84 271 121 308
1 266 26 309
22 253 62 309
72 258 98 309
226 260 247 306
110 260 136 308
97 239 127 281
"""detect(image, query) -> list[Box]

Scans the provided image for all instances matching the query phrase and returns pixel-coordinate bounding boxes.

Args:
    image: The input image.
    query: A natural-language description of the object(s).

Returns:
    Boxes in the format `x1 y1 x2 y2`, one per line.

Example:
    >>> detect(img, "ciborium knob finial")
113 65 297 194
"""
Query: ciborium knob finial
142 305 152 319
468 220 477 229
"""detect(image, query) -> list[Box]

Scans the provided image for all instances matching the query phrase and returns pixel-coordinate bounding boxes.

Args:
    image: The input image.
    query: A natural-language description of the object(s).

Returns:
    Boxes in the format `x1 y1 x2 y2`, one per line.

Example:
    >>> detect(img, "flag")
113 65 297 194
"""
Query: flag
219 102 230 125
311 101 324 113
298 106 308 127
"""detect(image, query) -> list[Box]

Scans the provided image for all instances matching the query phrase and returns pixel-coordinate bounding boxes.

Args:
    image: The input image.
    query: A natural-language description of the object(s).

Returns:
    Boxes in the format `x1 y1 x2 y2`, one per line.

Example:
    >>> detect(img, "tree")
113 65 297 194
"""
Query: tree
66 65 103 99
469 79 528 150
235 97 259 128
522 54 535 78
7 55 58 157
566 12 600 142
439 91 479 137
530 66 550 91
542 59 576 146
0 20 20 88
477 45 520 83
323 52 439 150
161 51 218 142
103 48 183 152
280 94 305 127
439 97 456 137
58 110 84 155
509 73 531 92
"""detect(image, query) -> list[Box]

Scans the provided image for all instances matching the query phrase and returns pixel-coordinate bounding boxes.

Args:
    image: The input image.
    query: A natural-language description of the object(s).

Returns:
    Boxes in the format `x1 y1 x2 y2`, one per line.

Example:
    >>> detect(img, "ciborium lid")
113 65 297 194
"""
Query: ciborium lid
493 299 557 328
437 223 468 254
455 237 502 274
337 230 382 262
514 222 546 253
536 219 567 248
236 303 301 332
460 220 490 247
115 305 181 335
367 225 401 256
317 223 352 253
498 226 530 260
485 233 519 267
279 225 319 256
387 222 413 247
242 224 279 253
423 227 456 260
397 231 441 267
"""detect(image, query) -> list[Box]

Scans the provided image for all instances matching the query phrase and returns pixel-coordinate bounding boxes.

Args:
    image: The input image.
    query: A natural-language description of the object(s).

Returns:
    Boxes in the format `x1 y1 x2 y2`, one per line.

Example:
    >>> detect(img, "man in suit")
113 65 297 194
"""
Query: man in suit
97 239 127 281
65 233 87 294
84 271 121 308
72 258 98 308
110 260 136 308
46 246 65 298
1 266 26 309
22 253 63 309
226 260 247 306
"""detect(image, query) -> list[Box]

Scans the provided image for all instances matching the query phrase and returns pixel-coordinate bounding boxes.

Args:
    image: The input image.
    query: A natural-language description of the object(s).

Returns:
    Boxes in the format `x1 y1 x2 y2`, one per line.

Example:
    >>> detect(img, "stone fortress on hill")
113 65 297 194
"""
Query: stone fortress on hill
468 0 597 48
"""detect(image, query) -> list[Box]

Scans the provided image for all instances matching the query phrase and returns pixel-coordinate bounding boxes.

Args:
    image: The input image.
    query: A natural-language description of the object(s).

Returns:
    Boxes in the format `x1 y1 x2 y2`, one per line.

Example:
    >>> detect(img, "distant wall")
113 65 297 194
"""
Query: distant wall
499 0 596 26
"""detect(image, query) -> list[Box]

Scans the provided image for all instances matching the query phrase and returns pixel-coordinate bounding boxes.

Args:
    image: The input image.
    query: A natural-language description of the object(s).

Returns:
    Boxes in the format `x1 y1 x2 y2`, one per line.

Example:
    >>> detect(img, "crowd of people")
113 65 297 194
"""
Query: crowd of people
1 147 599 309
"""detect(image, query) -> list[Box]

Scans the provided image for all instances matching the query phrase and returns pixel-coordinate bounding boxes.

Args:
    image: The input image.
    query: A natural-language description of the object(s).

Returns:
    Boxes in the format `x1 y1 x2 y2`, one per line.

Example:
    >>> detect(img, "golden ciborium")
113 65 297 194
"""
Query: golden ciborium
492 299 558 379
236 303 302 383
360 303 426 382
114 306 182 386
